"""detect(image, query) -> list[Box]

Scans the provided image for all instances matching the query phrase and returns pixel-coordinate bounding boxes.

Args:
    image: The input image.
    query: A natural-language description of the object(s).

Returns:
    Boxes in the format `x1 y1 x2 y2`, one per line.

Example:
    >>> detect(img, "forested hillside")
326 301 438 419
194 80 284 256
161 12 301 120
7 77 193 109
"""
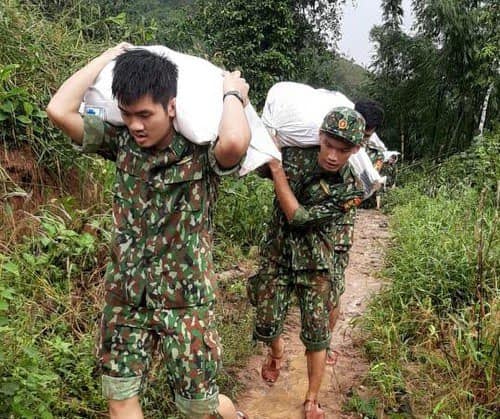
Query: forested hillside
1 0 498 418
368 0 499 159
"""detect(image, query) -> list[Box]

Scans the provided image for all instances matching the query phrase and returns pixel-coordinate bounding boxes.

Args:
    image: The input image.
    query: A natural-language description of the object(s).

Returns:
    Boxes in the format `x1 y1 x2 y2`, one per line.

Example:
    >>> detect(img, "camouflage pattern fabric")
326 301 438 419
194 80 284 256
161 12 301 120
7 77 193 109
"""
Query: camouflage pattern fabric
331 206 356 307
262 146 363 271
320 106 366 145
366 146 384 172
248 265 332 351
381 161 397 188
99 303 221 414
80 115 239 311
79 115 239 411
250 147 363 350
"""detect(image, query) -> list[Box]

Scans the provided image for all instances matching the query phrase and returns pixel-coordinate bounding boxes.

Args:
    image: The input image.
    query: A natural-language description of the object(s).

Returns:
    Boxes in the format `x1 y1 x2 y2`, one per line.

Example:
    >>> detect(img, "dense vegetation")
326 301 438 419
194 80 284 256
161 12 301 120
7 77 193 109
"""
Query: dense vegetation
354 132 499 417
368 0 499 160
0 0 345 416
0 0 498 417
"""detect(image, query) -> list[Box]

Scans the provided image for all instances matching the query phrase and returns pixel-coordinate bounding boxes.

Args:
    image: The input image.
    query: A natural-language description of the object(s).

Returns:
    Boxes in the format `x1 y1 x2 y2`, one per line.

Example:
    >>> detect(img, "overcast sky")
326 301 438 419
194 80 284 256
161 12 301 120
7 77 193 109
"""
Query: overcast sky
338 0 415 68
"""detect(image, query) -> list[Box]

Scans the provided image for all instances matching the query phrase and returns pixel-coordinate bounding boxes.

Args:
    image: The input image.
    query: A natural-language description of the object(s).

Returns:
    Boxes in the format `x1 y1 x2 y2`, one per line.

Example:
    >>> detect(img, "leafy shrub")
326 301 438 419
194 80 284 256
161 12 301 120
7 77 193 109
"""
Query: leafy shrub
360 184 499 416
214 173 274 253
0 206 110 417
394 130 499 201
0 64 48 142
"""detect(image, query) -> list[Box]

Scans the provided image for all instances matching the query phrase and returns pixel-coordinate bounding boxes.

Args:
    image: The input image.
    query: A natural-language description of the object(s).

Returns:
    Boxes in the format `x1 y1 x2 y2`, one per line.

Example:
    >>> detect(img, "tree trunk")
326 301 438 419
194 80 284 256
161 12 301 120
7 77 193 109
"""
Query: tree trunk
400 131 404 162
478 82 494 137
449 105 465 154
399 117 404 162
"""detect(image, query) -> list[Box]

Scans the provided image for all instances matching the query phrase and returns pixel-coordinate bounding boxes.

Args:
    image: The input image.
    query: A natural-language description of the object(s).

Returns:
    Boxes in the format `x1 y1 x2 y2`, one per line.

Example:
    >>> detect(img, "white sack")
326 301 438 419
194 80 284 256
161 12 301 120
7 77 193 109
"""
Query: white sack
81 45 280 176
383 151 401 163
367 132 387 152
349 148 384 197
261 81 383 197
261 82 354 147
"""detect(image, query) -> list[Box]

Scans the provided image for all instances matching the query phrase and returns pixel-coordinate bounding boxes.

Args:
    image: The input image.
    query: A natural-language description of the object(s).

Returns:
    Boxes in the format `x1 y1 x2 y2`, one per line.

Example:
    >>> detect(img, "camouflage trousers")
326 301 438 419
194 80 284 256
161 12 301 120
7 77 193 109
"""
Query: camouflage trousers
98 301 221 416
247 264 335 351
331 251 349 309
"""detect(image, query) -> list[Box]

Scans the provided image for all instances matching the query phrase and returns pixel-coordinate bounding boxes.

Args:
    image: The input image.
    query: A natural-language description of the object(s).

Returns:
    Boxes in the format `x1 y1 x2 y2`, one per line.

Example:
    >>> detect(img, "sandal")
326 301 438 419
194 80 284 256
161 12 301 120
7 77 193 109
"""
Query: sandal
303 399 325 419
326 348 339 366
261 351 283 384
236 410 249 419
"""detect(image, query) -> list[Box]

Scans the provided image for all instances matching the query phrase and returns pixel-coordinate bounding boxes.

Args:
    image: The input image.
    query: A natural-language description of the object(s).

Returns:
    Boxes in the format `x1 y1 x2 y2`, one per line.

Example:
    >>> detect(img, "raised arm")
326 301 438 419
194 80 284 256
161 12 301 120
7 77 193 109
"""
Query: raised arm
46 43 131 144
213 71 251 169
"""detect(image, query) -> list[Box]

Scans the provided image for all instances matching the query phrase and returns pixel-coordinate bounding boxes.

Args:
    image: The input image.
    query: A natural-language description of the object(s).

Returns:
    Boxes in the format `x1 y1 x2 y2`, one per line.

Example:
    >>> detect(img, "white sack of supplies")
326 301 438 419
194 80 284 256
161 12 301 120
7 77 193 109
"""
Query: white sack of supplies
383 150 400 163
367 132 387 152
80 45 280 176
261 81 384 197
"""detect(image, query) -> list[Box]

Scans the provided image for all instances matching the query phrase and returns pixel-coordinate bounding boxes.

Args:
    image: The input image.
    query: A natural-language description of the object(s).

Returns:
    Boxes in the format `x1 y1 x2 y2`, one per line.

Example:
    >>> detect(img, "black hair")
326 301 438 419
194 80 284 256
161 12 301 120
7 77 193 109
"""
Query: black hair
112 48 178 109
354 100 384 130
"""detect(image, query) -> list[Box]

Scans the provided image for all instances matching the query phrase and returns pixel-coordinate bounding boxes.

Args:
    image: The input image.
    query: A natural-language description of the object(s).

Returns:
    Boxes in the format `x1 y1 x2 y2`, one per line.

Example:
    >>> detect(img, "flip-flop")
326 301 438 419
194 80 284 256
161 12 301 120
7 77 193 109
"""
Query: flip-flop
303 399 325 419
326 348 339 366
261 339 285 384
236 410 249 419
261 352 283 384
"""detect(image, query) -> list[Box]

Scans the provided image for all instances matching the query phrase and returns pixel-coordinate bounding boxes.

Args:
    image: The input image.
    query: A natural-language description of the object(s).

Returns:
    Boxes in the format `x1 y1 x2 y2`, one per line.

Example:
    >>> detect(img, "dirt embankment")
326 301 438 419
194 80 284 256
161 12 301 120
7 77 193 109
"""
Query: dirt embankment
236 209 390 418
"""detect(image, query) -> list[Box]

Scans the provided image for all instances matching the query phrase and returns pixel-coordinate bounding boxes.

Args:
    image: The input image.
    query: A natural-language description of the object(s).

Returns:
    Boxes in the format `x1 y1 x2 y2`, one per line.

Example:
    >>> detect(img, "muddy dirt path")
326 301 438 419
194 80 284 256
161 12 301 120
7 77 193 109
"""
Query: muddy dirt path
235 209 390 419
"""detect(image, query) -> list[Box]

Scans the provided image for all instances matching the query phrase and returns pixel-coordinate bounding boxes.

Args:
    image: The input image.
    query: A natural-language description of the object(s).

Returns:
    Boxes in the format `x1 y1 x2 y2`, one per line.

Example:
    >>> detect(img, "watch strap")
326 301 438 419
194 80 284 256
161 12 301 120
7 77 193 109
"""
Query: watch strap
223 90 244 106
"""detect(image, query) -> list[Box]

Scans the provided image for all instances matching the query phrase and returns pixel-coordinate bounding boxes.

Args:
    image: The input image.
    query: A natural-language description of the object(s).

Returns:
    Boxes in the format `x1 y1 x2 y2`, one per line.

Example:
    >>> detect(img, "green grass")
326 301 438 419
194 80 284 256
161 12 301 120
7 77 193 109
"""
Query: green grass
214 173 274 256
0 190 260 417
355 184 499 417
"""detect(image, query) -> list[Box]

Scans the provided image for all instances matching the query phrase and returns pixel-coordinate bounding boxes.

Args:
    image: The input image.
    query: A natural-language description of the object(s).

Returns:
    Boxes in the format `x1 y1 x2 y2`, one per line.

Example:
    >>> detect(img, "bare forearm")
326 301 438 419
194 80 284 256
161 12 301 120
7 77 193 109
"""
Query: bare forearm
214 70 251 168
47 43 130 143
216 96 251 167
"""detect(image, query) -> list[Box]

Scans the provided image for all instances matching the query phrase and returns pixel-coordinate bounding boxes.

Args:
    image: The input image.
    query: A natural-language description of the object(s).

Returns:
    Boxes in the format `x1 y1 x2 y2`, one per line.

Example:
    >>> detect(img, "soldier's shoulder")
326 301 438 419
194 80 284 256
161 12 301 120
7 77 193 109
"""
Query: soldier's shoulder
344 164 364 189
283 146 318 172
342 162 357 179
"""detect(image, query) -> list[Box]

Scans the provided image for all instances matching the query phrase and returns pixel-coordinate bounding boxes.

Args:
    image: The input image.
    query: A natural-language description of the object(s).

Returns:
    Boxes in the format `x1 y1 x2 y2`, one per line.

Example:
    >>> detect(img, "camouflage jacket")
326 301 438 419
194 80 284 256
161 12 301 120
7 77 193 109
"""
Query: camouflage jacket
366 146 384 171
80 115 239 309
262 146 363 271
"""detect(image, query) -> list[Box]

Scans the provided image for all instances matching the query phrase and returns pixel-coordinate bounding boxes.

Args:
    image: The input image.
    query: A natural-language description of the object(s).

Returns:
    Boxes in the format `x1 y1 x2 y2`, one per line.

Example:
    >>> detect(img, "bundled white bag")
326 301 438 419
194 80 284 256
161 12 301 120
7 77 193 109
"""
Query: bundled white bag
81 45 280 176
261 81 383 197
261 82 349 147
367 132 387 152
349 149 385 197
383 151 400 163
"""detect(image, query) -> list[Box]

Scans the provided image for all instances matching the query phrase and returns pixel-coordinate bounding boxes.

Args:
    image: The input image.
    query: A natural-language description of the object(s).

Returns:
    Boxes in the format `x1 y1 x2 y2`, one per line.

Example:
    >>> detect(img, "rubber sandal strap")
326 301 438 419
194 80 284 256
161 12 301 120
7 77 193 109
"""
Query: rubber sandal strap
304 399 325 419
326 348 339 366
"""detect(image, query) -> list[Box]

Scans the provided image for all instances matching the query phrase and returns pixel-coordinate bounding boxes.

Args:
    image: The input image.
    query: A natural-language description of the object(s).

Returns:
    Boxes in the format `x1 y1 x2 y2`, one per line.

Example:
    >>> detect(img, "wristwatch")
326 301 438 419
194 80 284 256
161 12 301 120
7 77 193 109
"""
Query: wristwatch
223 90 245 106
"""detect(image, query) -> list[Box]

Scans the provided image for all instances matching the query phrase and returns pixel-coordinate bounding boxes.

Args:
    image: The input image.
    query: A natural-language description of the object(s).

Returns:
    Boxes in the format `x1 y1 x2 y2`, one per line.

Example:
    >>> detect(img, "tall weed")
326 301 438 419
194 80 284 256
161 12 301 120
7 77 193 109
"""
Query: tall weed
393 131 499 203
214 173 274 256
359 180 499 416
0 204 110 417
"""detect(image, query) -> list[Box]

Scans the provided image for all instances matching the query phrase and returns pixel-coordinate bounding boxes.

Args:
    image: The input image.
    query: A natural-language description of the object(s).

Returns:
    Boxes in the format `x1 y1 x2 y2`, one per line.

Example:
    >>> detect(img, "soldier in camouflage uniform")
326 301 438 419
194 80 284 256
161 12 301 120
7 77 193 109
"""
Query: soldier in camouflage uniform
47 44 251 419
355 101 385 176
325 101 385 362
248 107 365 419
354 101 385 211
354 100 384 148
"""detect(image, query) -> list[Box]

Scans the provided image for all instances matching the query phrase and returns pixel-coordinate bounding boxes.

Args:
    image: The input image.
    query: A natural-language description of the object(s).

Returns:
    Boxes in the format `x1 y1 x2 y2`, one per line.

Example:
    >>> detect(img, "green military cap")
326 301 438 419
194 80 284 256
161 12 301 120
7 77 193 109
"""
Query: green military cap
320 106 366 145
